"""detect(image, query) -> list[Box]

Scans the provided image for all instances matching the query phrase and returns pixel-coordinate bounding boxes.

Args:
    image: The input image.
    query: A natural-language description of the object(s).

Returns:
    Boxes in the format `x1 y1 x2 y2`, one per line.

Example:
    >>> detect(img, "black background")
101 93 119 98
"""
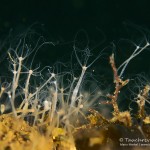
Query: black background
0 0 150 74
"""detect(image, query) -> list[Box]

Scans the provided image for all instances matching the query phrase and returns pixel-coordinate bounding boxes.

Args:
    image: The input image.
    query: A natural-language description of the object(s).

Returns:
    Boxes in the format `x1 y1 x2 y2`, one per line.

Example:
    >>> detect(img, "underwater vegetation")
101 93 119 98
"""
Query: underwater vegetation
0 28 150 150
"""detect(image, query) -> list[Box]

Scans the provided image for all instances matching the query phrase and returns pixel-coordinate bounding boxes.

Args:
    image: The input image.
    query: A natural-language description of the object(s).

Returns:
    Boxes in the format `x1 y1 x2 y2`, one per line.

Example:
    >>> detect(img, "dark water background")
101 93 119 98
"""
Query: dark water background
0 0 150 114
